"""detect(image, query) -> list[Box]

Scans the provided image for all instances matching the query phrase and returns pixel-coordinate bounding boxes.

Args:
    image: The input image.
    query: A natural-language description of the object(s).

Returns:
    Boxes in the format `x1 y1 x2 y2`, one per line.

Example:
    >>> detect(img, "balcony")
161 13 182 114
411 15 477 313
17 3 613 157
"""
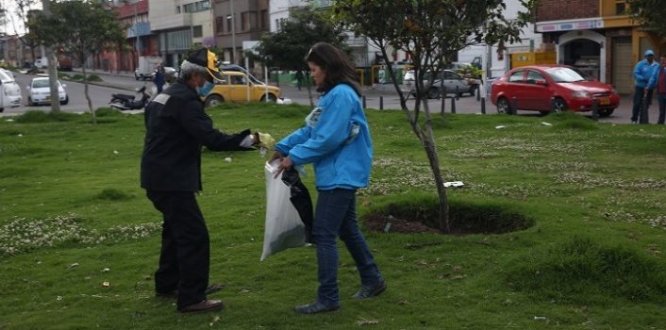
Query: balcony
127 22 151 38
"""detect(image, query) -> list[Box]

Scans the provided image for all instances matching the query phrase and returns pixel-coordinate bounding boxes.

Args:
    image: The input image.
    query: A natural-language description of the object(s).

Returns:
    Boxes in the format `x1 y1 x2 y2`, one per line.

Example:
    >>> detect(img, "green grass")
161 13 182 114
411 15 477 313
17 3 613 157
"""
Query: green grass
1 105 666 329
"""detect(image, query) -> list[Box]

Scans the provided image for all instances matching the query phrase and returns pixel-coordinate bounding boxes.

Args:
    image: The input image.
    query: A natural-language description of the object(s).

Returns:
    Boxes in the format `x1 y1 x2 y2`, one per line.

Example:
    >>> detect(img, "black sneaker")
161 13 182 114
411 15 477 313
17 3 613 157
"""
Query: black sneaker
352 280 387 299
294 301 339 314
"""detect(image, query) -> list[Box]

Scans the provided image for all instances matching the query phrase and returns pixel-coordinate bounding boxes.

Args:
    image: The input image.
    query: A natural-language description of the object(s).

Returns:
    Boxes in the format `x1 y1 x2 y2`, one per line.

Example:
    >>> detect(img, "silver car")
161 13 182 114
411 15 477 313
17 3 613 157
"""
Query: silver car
403 69 474 99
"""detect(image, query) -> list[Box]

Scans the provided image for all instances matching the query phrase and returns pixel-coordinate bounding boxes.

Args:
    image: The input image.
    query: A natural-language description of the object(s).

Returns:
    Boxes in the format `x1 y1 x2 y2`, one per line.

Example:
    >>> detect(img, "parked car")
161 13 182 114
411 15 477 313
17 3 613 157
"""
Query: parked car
0 68 22 112
203 70 281 107
402 69 476 98
27 76 69 106
490 65 620 117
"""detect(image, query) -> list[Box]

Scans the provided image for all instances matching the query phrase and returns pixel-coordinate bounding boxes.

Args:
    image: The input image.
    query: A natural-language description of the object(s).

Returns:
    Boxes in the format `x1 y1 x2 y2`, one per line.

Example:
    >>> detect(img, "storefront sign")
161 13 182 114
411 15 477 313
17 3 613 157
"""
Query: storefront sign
537 19 604 32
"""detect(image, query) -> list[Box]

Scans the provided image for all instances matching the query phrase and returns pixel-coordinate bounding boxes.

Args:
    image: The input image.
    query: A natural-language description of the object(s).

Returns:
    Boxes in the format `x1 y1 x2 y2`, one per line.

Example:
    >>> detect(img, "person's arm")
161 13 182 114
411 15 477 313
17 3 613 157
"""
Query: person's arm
287 89 355 165
634 61 645 83
647 66 660 90
179 99 255 151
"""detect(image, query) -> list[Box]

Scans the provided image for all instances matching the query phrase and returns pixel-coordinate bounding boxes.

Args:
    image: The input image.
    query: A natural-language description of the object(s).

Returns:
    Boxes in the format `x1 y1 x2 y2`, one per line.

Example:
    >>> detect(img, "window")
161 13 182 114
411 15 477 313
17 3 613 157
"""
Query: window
176 5 181 14
227 15 233 33
615 1 626 15
216 17 225 34
508 71 524 82
241 12 248 31
526 71 545 84
192 26 203 38
260 10 268 29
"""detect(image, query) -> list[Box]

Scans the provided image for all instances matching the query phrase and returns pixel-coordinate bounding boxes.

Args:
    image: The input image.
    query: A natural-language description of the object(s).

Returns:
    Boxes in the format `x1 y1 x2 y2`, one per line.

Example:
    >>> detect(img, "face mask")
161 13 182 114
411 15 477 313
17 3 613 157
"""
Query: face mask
197 80 214 96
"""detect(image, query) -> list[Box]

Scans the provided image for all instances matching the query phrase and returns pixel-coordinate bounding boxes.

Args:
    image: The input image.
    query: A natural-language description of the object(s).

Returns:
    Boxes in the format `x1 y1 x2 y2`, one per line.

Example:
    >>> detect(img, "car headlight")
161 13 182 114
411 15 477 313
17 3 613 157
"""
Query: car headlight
572 90 589 98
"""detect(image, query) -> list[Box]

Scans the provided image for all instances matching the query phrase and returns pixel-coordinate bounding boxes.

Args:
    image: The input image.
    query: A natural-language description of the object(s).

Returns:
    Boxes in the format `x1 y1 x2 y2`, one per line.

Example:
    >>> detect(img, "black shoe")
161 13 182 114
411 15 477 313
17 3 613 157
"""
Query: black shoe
353 280 387 299
178 299 224 313
294 301 339 314
156 283 224 299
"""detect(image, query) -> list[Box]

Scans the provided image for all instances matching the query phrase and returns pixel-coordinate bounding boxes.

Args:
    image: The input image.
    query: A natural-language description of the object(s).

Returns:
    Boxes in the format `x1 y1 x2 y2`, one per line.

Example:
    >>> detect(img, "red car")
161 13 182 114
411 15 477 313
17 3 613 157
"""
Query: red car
490 65 620 117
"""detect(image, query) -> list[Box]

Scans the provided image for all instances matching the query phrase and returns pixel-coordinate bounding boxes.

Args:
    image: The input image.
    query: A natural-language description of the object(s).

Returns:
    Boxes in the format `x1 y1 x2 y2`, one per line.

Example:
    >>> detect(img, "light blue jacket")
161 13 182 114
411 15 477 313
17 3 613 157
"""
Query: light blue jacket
634 59 659 88
276 84 372 191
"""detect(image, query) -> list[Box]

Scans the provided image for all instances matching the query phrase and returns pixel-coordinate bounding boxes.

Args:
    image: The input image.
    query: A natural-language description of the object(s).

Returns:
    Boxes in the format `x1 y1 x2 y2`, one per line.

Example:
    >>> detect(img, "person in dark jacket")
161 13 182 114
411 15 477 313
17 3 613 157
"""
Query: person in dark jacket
141 48 260 313
153 64 166 94
648 54 666 124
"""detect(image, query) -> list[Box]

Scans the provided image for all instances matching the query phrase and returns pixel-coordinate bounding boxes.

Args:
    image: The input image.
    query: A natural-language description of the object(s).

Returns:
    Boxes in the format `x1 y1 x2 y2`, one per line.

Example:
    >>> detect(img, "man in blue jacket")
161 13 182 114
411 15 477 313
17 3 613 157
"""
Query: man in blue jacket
631 49 659 124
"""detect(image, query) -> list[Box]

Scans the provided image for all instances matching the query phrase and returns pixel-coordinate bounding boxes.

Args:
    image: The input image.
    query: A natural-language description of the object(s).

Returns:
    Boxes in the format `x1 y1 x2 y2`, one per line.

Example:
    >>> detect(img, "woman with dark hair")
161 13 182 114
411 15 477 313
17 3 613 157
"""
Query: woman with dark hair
273 42 386 314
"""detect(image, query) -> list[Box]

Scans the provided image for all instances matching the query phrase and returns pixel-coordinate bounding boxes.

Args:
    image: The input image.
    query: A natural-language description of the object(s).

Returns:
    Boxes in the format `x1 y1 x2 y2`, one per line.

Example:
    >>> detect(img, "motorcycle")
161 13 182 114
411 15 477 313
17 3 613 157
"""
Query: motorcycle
109 86 151 111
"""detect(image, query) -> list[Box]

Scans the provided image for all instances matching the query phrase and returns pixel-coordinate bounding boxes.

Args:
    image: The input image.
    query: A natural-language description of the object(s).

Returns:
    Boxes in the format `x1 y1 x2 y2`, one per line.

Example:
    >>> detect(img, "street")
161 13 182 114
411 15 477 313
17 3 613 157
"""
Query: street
1 69 640 125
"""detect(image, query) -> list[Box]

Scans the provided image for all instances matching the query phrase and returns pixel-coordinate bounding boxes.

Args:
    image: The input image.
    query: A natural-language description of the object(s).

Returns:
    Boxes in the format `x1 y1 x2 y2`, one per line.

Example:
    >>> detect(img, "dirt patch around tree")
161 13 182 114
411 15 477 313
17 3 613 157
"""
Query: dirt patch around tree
362 201 534 235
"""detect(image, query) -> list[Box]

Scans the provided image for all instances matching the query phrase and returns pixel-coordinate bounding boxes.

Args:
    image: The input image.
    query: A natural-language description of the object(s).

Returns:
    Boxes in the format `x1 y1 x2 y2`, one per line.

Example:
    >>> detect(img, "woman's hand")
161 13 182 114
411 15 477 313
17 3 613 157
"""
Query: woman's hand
274 156 293 178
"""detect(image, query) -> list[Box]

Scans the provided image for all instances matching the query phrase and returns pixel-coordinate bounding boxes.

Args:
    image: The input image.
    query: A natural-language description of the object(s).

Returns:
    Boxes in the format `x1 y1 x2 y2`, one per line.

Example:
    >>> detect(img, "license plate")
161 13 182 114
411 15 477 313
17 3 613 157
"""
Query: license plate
599 97 609 105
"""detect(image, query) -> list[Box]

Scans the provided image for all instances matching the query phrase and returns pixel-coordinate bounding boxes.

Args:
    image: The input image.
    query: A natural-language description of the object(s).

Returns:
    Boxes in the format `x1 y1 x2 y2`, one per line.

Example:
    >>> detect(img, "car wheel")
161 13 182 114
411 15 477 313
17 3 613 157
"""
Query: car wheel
597 108 614 118
205 94 224 108
427 87 441 99
0 107 4 113
551 98 567 113
469 86 476 97
27 97 34 106
60 96 69 105
496 97 513 115
261 94 277 102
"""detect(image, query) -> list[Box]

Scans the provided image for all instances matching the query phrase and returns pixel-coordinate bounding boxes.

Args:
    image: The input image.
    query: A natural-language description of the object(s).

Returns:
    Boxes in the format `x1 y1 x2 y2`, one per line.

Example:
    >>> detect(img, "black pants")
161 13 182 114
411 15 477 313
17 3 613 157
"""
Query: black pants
147 190 209 310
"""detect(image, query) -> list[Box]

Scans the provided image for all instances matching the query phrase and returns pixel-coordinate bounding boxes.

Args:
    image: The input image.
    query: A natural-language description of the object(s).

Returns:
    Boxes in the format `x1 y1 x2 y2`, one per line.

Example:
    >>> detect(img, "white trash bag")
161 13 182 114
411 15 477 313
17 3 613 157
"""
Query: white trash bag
261 160 305 261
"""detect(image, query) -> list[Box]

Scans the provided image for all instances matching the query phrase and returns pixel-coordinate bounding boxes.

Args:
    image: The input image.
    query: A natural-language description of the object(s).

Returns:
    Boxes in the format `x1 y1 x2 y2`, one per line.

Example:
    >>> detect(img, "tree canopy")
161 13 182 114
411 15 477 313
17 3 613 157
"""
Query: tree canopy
254 6 347 70
628 0 666 39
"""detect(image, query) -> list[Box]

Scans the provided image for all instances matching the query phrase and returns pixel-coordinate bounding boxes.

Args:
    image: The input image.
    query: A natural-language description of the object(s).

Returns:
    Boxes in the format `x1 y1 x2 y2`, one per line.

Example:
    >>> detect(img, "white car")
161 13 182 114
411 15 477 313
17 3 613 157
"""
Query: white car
0 68 23 112
27 76 69 106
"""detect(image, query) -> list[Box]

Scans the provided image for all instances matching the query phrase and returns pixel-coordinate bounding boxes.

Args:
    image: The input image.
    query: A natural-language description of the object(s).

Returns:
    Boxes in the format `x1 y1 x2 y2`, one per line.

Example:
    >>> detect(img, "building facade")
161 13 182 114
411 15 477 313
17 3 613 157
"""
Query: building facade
213 0 269 66
535 0 660 94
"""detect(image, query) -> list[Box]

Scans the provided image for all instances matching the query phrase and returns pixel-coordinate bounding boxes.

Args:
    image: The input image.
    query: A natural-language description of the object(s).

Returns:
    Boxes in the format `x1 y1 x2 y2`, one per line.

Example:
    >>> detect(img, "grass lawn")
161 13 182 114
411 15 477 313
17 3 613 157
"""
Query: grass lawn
1 104 665 329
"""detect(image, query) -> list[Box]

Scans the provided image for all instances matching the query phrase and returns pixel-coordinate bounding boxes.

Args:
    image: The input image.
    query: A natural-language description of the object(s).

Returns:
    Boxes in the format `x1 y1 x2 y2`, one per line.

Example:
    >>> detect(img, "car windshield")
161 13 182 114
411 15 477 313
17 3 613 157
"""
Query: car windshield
545 67 586 83
32 79 51 88
0 70 12 82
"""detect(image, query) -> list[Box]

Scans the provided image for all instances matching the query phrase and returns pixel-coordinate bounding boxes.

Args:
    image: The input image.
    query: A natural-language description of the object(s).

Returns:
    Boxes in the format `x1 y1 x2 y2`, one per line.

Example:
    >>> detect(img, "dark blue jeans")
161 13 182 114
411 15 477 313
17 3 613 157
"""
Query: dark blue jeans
631 86 654 122
658 94 666 124
313 189 382 307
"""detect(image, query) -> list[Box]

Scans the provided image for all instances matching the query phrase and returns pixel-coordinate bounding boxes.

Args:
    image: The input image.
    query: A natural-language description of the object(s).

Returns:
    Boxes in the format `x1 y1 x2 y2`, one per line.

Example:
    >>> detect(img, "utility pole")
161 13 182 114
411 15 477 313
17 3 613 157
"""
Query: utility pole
230 0 236 64
41 0 60 112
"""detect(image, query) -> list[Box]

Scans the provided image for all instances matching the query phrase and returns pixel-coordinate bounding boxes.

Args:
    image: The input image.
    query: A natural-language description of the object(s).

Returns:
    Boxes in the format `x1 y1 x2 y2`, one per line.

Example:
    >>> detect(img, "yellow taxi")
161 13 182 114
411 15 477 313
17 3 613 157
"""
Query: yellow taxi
203 70 282 107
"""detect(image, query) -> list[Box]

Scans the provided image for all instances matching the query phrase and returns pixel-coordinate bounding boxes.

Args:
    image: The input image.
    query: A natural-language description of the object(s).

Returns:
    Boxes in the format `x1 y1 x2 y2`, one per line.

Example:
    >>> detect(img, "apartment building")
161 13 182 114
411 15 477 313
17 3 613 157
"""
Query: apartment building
535 0 660 94
149 0 214 67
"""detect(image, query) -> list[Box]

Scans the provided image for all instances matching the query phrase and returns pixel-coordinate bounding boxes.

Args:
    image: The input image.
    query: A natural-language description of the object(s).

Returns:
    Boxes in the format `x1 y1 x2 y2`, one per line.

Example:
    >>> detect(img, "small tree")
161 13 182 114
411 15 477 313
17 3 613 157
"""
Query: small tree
28 0 126 123
334 0 534 232
253 6 347 105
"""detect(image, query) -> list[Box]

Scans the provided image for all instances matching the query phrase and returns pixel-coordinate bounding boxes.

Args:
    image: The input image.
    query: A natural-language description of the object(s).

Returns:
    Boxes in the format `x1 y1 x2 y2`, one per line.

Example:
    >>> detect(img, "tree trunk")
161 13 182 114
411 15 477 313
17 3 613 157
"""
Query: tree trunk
82 66 96 124
379 47 450 232
42 0 60 112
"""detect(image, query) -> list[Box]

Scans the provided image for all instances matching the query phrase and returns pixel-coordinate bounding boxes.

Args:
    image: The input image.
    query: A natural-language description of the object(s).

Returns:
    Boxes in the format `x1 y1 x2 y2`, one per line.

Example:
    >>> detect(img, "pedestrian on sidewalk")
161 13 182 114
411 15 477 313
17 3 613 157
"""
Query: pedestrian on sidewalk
295 69 304 91
648 54 666 124
153 64 166 94
272 42 386 315
631 49 659 124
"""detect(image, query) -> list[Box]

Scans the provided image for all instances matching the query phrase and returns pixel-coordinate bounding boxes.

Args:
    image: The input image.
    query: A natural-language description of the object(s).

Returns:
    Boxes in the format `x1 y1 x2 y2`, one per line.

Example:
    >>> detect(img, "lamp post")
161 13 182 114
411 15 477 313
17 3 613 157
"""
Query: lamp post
230 0 236 63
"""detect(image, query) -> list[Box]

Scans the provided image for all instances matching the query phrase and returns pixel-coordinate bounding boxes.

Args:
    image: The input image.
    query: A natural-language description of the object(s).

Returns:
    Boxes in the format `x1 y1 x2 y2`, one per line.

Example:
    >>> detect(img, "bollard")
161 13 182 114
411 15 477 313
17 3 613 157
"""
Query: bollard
451 96 456 114
455 86 460 101
476 85 480 101
591 99 599 121
379 96 383 110
363 95 367 109
481 97 486 114
440 93 446 114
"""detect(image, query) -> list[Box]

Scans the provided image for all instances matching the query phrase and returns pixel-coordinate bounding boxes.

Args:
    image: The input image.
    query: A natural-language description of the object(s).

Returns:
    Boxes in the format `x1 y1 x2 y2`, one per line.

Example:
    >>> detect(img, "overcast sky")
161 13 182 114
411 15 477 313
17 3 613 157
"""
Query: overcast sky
1 0 41 35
